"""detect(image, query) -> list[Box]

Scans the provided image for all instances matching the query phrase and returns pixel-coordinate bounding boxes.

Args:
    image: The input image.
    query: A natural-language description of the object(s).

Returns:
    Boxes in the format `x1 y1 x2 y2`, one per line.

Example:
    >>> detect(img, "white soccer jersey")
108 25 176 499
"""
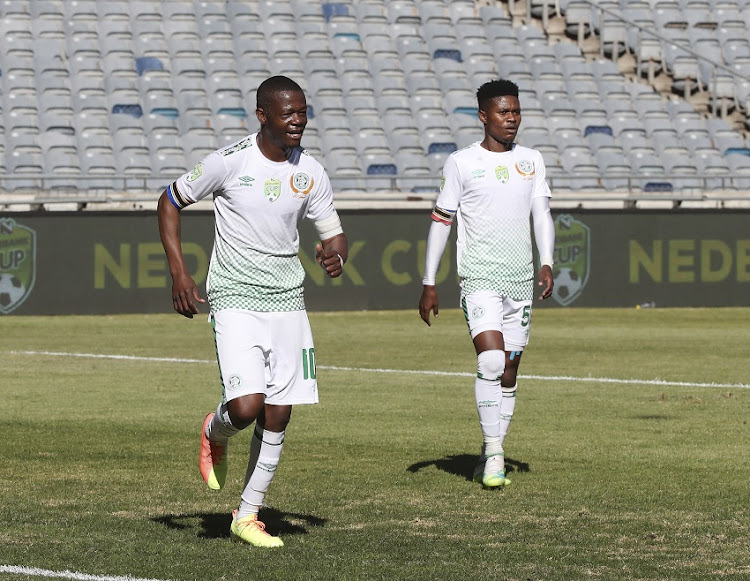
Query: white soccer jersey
166 133 337 312
433 141 551 301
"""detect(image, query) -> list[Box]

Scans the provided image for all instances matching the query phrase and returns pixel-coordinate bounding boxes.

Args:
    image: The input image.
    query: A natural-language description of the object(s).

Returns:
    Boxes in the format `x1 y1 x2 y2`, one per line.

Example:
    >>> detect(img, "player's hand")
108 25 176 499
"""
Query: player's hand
316 243 344 278
171 273 206 318
538 265 554 300
419 285 439 326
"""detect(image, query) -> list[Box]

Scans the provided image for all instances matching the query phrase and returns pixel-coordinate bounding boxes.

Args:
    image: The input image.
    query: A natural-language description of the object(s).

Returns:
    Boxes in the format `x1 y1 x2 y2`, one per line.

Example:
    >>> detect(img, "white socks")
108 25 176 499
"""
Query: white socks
206 402 240 442
238 427 285 518
475 351 518 457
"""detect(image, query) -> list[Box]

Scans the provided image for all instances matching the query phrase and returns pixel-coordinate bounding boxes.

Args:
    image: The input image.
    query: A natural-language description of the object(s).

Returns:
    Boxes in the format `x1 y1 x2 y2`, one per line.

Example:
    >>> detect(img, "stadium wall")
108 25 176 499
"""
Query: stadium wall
0 210 749 316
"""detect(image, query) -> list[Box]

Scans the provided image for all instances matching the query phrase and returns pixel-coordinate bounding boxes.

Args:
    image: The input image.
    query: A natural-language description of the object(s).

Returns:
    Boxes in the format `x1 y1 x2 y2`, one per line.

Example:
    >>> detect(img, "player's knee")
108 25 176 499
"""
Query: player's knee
227 396 263 429
477 349 505 381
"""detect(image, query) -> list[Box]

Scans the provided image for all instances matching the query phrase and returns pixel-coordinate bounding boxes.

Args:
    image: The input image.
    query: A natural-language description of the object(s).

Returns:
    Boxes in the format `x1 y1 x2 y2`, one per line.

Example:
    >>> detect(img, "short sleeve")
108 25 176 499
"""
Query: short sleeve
304 168 336 222
167 152 227 209
434 154 463 211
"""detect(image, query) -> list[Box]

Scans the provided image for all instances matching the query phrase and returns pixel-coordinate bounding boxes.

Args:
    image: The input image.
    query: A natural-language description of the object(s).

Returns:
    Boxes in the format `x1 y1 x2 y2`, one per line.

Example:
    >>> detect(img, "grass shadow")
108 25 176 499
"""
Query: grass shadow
152 508 327 539
407 453 530 482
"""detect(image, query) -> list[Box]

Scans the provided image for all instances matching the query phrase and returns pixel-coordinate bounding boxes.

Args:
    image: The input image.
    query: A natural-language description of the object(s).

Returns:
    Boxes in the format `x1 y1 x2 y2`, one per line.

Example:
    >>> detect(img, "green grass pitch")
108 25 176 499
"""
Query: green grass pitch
1 308 749 581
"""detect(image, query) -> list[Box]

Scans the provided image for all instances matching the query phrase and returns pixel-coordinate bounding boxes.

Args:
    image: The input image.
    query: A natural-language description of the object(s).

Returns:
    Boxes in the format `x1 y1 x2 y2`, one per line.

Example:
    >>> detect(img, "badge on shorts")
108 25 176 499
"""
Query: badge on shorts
227 374 242 391
472 306 485 319
264 178 281 202
290 171 314 197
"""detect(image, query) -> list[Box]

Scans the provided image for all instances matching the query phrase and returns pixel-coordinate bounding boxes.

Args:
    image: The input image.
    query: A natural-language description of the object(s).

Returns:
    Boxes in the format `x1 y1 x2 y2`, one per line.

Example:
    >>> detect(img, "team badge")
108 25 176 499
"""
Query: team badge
186 162 203 182
495 165 509 183
472 306 485 319
515 160 535 180
290 172 314 197
239 175 255 187
440 176 446 191
551 214 591 307
264 178 281 202
0 218 36 314
227 375 242 390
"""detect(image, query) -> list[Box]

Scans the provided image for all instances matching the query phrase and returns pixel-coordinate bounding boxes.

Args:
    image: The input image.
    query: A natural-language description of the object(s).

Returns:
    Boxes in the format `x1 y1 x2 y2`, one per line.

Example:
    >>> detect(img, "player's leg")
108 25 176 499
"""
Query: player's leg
201 310 267 490
463 291 509 487
232 310 318 548
495 297 534 468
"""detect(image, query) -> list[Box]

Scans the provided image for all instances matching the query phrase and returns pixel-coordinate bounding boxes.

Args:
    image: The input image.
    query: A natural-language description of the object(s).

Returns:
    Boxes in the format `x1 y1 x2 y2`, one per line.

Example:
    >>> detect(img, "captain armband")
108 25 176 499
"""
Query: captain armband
314 210 344 240
430 206 455 225
166 181 193 210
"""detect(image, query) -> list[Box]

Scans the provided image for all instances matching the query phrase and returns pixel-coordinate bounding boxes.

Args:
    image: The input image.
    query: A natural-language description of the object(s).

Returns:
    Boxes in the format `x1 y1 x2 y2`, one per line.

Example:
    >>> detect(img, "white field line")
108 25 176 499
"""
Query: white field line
7 349 750 390
0 565 171 581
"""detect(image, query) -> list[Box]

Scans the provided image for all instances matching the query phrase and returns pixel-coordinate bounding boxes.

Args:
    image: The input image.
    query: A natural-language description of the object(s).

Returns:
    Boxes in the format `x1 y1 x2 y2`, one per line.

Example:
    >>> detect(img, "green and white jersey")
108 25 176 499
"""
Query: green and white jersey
435 142 551 301
170 133 337 312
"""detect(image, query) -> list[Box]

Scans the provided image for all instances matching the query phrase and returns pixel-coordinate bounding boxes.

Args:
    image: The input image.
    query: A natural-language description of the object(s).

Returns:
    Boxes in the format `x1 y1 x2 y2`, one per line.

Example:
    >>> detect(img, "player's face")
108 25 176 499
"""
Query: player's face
479 95 521 147
258 90 308 151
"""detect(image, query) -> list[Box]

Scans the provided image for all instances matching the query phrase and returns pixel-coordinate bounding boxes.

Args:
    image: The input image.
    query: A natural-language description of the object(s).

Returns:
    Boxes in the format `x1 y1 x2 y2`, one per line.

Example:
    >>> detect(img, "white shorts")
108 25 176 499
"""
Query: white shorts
461 291 533 350
211 308 319 406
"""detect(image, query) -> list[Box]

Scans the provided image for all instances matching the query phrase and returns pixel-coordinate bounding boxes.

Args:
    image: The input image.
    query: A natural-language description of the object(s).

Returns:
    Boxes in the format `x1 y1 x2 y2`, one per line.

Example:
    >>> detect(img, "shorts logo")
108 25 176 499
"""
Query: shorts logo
186 163 203 182
290 172 314 197
472 306 485 319
0 218 36 314
239 175 255 187
515 160 535 180
227 375 242 390
495 165 509 183
264 178 281 202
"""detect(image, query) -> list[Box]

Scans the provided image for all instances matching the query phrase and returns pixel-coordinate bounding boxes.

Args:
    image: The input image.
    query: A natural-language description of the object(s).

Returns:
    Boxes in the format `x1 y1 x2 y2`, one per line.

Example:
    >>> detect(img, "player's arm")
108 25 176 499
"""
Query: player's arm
531 195 554 300
314 211 347 278
419 207 454 326
157 184 206 318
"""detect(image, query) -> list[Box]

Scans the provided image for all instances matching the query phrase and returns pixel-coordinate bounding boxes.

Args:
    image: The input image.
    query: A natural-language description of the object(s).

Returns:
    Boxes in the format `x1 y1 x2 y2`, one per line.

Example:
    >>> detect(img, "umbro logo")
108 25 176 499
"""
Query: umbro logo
239 175 255 186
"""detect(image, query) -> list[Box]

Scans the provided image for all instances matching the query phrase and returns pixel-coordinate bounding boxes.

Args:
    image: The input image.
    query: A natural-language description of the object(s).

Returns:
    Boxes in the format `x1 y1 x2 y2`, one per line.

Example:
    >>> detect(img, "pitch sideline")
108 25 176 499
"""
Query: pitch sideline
0 565 171 581
7 349 750 390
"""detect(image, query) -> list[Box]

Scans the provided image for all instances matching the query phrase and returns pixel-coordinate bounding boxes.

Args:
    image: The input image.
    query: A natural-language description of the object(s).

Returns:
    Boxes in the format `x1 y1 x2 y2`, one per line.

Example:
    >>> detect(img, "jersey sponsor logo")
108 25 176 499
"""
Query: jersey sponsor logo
186 162 203 182
515 160 535 180
552 214 591 306
0 218 36 314
290 171 314 197
471 169 485 180
264 178 281 202
220 137 253 156
495 165 509 183
239 175 255 187
471 306 485 319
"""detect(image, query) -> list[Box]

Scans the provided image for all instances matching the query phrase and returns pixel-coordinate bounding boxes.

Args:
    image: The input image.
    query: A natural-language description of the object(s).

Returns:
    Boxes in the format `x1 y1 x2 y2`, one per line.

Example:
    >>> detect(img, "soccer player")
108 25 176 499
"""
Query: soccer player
157 75 348 547
418 78 554 488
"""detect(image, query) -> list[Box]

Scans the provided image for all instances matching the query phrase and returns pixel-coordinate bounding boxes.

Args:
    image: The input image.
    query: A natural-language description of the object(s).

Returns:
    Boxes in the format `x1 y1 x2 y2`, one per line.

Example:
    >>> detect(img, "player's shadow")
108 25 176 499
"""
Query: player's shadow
407 453 530 482
152 508 326 539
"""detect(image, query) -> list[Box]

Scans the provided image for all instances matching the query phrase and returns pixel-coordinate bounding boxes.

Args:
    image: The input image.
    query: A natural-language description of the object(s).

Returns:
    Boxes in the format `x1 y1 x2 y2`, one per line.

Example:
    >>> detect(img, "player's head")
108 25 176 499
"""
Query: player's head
476 79 521 148
476 79 519 110
256 76 307 154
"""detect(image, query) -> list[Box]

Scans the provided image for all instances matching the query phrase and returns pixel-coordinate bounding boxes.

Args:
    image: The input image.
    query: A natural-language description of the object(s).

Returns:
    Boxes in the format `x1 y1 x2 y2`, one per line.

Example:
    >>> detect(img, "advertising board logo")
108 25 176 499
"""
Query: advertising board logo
0 218 37 314
552 214 590 306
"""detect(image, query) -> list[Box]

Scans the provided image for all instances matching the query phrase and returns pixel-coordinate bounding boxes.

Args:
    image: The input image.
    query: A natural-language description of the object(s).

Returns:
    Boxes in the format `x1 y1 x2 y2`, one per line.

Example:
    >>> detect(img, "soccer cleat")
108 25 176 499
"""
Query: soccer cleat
230 510 284 548
199 412 228 490
482 453 511 488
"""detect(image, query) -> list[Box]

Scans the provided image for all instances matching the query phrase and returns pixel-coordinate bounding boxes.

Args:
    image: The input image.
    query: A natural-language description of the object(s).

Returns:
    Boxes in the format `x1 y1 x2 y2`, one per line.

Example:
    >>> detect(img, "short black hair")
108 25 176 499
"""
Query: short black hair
256 75 304 111
476 79 520 109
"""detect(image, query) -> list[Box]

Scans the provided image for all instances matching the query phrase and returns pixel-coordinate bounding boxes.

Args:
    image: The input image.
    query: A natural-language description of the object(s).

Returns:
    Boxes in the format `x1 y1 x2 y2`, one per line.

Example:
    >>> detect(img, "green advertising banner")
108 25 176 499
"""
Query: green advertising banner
0 210 748 315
